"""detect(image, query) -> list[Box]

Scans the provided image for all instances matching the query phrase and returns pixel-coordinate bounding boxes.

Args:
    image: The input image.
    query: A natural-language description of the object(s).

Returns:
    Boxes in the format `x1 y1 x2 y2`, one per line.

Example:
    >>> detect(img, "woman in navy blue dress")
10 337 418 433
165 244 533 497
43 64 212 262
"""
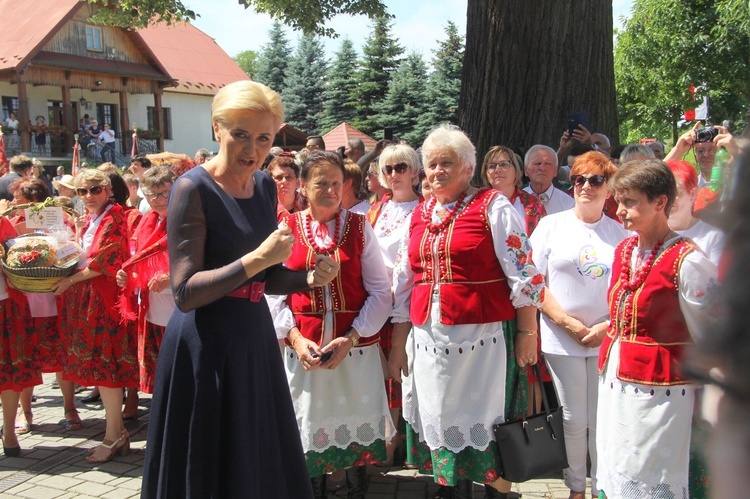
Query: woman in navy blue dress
142 81 339 498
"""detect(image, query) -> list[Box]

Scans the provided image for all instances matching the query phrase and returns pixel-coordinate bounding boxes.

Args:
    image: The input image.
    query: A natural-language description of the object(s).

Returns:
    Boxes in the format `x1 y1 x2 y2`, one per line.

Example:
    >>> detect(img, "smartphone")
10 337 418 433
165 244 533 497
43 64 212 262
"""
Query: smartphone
320 351 333 363
567 112 590 137
384 127 394 141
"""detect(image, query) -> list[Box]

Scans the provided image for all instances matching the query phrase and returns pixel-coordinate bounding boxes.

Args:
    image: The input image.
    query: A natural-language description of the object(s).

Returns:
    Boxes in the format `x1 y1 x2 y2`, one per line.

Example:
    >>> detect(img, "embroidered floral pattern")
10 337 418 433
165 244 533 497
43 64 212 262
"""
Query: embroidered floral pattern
305 440 386 477
516 188 546 235
504 231 544 303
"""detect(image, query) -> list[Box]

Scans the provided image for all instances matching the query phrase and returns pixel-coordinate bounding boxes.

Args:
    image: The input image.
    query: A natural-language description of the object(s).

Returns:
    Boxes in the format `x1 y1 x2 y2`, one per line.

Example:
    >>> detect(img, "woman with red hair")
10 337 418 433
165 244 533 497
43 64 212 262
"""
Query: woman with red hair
666 159 725 265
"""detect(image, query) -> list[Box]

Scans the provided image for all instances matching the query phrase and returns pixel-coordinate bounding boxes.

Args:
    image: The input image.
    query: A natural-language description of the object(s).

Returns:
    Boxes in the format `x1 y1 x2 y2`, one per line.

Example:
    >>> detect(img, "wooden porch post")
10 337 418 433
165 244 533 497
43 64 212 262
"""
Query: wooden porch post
61 85 73 152
16 73 31 153
119 91 130 156
153 90 163 152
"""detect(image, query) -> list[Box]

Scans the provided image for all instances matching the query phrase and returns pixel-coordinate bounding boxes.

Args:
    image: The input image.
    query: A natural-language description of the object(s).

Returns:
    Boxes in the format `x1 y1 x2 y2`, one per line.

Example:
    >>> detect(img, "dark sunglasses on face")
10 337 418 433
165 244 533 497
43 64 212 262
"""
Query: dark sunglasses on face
76 185 105 196
570 174 606 188
384 163 409 175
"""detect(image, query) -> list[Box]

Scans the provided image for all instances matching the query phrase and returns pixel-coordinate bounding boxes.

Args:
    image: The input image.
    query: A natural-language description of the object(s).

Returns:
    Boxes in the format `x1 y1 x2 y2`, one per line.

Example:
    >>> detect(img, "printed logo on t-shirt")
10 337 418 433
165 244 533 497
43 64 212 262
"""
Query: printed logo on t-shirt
577 244 609 280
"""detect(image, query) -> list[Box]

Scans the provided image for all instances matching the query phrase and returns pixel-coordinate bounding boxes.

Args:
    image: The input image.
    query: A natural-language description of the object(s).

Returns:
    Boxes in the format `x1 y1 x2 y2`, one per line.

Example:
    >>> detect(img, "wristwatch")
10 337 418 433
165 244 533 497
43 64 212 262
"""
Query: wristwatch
345 331 359 347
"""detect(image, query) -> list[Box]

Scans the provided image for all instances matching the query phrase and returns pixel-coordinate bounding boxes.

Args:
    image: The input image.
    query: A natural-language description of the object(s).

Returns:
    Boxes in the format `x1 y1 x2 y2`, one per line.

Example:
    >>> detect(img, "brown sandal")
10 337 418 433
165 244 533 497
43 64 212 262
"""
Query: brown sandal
64 408 82 431
86 430 130 463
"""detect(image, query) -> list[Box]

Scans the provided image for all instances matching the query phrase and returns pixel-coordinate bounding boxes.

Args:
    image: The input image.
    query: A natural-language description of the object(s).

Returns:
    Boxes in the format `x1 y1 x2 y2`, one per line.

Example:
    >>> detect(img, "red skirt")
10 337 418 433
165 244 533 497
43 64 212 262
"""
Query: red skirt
378 319 401 409
138 316 165 394
35 316 64 373
59 278 138 388
0 293 43 391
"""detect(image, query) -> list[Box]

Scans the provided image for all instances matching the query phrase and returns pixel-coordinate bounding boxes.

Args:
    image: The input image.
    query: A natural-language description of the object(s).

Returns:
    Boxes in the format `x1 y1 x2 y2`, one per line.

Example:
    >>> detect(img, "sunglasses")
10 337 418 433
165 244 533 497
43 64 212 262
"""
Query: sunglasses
570 174 606 188
76 185 105 196
384 163 409 175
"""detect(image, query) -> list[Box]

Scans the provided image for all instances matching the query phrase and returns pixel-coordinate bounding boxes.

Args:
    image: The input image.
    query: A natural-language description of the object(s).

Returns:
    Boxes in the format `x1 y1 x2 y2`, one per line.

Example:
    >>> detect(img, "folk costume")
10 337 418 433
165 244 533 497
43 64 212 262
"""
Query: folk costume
58 201 137 387
118 210 171 393
596 235 717 499
392 188 544 486
273 209 394 478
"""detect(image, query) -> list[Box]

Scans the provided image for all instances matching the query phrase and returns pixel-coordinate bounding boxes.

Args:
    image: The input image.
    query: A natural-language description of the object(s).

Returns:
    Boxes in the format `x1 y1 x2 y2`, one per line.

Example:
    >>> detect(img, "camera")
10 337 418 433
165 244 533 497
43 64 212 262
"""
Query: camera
694 126 720 143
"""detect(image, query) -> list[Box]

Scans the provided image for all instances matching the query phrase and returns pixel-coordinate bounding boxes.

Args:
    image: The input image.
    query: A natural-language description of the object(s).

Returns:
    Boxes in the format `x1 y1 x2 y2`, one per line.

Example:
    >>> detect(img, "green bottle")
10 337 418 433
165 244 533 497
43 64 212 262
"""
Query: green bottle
709 148 730 192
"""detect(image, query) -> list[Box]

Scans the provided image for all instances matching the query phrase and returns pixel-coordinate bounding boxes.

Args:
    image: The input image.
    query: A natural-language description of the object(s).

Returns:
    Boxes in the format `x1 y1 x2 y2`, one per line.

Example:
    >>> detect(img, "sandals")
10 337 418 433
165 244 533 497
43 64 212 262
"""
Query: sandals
64 408 82 431
15 411 33 435
86 430 130 463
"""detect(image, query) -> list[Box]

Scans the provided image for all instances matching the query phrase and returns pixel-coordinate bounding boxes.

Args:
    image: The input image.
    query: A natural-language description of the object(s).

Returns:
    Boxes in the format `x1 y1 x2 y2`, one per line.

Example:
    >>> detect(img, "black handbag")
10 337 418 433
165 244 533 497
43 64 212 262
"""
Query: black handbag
492 364 568 482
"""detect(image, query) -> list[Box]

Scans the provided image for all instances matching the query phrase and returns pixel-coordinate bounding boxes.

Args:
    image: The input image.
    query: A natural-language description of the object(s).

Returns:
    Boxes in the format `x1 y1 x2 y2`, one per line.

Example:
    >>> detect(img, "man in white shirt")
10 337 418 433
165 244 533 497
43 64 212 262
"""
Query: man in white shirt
523 145 575 215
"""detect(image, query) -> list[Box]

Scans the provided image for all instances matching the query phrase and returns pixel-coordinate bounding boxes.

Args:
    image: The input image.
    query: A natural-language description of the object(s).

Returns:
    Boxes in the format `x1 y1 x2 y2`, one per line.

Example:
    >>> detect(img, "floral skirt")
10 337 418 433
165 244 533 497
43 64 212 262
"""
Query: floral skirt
34 316 64 373
306 441 386 478
138 318 165 394
0 295 42 391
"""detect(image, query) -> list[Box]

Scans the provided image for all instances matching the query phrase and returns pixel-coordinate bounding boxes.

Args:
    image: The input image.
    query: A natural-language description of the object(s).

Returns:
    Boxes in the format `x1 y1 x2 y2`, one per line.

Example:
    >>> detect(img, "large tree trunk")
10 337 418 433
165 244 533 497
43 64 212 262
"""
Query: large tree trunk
459 0 618 171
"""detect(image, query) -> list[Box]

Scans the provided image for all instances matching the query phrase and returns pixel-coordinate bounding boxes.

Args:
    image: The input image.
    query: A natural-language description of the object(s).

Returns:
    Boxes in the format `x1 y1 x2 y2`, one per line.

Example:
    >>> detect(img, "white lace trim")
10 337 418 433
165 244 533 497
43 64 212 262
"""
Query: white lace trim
598 467 688 499
300 415 396 453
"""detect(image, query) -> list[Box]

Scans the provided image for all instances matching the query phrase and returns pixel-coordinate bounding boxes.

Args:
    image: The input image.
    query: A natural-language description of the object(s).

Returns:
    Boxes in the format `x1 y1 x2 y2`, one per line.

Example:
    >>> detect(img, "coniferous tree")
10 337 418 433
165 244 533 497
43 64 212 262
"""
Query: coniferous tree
319 39 360 134
282 34 328 134
376 52 429 145
254 21 292 93
353 16 404 135
418 21 464 138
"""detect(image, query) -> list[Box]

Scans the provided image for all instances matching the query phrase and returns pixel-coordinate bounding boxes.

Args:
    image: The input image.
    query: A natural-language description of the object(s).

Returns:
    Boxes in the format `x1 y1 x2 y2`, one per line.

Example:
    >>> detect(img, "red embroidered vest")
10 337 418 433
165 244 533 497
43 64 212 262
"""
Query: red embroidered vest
284 211 377 347
408 188 516 326
599 237 696 385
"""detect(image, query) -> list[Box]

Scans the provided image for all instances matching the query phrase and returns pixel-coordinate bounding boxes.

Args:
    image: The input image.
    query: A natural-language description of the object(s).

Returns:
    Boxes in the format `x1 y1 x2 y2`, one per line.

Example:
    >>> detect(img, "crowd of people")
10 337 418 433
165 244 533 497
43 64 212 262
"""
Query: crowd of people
0 79 746 499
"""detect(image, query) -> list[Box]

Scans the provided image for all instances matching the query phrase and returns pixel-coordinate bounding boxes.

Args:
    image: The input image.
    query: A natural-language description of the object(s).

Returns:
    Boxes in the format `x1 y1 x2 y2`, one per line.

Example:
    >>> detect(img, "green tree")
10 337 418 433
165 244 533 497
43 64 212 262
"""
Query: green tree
319 38 360 133
85 0 388 35
254 21 292 93
352 16 404 135
615 0 750 144
418 21 464 138
233 50 258 79
282 34 328 134
375 52 429 145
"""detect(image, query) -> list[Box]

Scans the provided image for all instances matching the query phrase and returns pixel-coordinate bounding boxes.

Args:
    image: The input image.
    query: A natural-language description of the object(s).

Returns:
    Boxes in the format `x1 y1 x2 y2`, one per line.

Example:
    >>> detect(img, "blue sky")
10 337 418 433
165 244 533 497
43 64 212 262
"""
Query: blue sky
190 1 635 59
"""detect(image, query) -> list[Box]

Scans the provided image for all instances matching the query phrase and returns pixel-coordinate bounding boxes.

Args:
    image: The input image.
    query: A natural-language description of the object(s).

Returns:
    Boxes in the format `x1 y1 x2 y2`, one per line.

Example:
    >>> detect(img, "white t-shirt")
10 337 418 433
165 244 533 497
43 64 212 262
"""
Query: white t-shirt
523 183 574 215
530 209 628 356
678 219 725 266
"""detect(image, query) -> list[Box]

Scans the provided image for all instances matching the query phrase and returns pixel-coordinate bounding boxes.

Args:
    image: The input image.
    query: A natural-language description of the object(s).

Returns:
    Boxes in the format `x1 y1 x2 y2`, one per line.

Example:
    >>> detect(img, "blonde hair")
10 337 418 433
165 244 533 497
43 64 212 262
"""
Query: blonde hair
75 168 111 187
212 80 284 129
378 144 420 188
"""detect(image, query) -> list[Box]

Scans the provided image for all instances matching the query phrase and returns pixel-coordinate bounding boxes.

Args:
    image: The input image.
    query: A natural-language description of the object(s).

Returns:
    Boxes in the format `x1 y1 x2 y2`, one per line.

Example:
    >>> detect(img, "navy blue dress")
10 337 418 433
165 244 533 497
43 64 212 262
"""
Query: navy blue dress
142 167 313 498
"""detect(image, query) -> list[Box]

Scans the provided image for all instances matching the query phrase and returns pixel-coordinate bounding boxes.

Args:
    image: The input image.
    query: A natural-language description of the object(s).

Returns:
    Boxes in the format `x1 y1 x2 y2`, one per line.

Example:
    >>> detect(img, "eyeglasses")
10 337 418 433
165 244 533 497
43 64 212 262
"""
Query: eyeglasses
272 174 296 183
143 190 171 200
384 163 409 175
570 174 607 188
486 160 514 172
76 185 105 196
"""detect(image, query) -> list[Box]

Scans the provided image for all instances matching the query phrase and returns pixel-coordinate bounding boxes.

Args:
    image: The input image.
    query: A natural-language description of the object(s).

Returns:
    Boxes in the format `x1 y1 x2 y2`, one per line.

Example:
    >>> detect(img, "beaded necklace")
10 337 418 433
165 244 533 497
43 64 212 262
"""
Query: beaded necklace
304 211 342 255
423 190 469 233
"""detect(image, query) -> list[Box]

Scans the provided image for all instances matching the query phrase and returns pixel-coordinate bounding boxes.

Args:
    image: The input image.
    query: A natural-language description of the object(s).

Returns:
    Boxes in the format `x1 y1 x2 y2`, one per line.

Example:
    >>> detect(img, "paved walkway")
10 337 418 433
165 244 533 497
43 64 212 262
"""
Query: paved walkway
0 374 578 498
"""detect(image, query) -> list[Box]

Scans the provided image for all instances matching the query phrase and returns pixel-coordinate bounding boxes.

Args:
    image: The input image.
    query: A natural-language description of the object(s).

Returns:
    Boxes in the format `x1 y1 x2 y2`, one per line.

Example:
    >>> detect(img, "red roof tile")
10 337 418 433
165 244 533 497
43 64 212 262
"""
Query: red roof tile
322 122 377 151
138 23 249 95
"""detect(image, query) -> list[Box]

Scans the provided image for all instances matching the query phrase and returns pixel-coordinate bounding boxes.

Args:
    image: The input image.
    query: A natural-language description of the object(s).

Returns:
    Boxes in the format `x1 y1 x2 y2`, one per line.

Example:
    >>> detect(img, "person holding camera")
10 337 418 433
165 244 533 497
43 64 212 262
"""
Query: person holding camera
665 121 733 187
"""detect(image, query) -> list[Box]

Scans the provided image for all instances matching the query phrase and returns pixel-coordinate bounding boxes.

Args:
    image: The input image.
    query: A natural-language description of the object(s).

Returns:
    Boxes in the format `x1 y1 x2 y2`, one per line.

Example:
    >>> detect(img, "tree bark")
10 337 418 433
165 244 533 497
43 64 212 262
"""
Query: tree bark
459 0 618 171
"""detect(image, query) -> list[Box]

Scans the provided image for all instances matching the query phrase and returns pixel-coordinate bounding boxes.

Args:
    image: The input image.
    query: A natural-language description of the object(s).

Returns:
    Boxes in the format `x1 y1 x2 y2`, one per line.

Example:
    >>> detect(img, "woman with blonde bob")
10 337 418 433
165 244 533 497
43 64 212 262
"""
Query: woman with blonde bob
141 80 339 498
51 168 134 463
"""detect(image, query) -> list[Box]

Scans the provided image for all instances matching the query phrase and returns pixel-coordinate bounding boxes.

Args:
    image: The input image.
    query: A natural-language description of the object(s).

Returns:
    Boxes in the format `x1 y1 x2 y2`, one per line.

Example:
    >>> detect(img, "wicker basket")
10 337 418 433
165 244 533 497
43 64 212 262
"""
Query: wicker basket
1 260 77 293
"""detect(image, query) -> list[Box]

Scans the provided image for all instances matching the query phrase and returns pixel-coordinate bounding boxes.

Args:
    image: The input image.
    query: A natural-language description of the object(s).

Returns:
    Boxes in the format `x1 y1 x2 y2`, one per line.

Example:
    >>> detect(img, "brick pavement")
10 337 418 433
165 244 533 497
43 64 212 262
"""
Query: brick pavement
0 374 578 498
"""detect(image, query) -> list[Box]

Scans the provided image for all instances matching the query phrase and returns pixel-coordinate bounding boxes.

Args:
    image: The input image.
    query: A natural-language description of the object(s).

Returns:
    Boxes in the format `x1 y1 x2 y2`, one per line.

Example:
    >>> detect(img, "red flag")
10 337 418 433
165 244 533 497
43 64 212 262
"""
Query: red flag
71 138 80 176
0 132 8 177
131 129 139 157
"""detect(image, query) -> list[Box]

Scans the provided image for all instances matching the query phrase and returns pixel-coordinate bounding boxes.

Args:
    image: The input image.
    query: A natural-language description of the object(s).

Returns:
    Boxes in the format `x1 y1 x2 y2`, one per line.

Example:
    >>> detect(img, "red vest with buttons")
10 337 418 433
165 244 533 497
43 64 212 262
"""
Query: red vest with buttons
283 211 377 347
599 237 696 385
408 188 516 326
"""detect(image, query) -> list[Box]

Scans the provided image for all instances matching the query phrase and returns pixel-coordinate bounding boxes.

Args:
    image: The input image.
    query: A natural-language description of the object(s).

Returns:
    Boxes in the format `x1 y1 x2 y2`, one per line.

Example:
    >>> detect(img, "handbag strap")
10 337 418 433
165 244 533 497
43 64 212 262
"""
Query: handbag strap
532 363 554 417
506 365 521 421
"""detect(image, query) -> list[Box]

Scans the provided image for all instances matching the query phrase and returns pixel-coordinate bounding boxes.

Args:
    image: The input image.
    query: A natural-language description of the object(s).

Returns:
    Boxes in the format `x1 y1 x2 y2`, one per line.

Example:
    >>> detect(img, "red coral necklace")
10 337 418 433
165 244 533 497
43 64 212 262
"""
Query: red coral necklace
619 232 670 292
423 190 469 233
304 212 342 255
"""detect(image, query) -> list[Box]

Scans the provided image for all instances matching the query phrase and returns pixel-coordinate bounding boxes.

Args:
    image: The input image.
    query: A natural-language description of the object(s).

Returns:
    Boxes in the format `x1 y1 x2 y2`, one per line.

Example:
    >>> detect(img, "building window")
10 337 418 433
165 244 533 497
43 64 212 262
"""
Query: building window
147 107 172 140
2 96 19 121
96 103 118 133
86 26 103 52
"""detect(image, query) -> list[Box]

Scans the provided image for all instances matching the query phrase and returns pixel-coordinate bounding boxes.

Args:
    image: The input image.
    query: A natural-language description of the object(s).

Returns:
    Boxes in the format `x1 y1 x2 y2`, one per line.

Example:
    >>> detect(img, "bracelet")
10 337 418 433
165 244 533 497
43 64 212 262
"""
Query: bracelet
516 329 538 336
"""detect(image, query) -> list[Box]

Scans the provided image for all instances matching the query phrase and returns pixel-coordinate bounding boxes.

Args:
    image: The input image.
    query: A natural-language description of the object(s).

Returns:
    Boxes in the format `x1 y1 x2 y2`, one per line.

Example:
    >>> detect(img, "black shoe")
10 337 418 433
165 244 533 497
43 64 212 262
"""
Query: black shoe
310 475 327 499
454 479 474 499
81 391 101 404
483 484 508 499
434 485 455 498
345 466 368 499
0 428 21 457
